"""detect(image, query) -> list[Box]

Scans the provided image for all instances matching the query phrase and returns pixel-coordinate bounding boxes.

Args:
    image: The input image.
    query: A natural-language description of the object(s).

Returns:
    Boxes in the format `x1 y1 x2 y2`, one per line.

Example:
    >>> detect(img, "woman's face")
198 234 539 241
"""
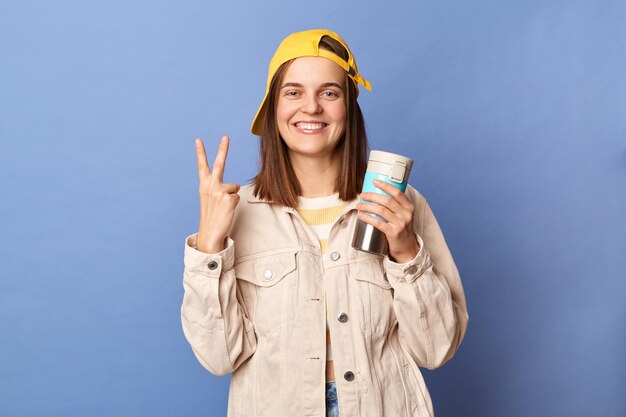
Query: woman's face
276 56 347 160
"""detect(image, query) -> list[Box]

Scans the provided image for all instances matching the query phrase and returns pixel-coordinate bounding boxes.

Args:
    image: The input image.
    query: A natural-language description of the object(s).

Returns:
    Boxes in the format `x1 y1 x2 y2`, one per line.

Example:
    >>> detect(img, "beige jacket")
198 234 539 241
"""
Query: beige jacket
181 184 468 417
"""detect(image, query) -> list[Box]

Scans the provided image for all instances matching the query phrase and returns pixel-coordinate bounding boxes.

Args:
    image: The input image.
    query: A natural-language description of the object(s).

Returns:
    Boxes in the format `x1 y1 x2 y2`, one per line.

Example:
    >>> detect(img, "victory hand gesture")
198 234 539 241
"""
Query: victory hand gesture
195 136 240 254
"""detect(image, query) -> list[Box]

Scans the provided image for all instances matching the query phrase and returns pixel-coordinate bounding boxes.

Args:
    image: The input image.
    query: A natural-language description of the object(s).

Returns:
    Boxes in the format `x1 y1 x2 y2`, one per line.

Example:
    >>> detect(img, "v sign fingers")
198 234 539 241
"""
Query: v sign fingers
195 135 241 254
212 136 230 184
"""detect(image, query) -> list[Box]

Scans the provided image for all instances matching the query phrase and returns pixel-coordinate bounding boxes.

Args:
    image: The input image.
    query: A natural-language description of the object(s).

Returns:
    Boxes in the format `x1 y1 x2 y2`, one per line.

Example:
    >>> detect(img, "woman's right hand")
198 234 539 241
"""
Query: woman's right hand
195 136 240 254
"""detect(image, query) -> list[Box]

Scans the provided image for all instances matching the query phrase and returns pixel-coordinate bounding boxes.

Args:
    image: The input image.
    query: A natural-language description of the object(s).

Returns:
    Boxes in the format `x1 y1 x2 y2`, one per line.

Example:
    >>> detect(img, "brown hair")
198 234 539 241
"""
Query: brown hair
252 35 368 208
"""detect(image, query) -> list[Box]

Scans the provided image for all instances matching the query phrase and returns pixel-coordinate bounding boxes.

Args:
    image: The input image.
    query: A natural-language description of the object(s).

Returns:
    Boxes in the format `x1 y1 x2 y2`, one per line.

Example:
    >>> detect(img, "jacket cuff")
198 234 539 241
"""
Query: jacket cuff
184 233 235 277
383 233 433 284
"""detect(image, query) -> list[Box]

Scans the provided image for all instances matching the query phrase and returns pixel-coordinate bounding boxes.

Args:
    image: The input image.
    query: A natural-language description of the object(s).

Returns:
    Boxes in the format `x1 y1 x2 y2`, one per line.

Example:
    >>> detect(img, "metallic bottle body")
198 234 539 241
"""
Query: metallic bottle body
352 219 389 255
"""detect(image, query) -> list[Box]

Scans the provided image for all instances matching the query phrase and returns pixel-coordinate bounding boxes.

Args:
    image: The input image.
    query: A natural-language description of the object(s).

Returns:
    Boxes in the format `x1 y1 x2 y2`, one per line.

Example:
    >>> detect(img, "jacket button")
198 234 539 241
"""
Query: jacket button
337 313 348 323
207 261 218 270
263 269 273 280
407 265 418 275
330 251 341 261
344 371 355 381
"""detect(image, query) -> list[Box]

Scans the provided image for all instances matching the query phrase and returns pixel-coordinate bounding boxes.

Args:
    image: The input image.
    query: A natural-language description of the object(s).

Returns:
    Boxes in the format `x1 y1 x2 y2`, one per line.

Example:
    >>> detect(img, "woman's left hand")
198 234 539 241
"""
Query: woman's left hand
356 179 420 263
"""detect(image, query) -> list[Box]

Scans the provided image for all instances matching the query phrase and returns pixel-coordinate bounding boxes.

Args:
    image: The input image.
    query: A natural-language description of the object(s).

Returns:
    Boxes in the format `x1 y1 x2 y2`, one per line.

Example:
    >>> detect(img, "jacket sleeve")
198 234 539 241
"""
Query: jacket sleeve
181 234 257 376
383 187 469 370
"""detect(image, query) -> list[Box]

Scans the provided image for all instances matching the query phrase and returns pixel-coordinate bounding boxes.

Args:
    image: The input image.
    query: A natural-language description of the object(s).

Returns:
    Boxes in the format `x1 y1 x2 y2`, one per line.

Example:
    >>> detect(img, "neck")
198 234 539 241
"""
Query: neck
290 152 340 198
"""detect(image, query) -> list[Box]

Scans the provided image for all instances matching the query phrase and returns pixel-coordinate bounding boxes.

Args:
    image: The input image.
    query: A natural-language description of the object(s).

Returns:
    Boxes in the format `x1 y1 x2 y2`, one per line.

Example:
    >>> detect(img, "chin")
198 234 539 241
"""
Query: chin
299 147 338 158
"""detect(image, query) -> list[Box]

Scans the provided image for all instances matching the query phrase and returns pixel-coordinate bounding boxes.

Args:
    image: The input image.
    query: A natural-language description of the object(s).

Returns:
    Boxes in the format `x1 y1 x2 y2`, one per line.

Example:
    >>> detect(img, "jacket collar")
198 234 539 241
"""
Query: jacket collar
246 193 270 204
247 192 360 216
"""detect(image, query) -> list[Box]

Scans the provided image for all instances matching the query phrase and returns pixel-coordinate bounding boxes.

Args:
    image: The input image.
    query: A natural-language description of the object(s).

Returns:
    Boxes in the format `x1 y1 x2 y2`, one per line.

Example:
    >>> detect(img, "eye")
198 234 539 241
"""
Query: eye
322 90 340 98
284 90 300 97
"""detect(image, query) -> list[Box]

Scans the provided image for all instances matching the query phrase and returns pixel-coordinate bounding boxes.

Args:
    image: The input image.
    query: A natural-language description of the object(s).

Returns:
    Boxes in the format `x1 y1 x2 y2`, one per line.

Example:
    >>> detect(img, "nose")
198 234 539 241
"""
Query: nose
301 94 322 114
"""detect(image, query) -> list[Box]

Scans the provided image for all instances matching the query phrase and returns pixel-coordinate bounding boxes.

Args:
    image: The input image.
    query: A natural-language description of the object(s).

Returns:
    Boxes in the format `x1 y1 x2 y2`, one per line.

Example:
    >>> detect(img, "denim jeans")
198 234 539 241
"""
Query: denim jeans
326 381 339 417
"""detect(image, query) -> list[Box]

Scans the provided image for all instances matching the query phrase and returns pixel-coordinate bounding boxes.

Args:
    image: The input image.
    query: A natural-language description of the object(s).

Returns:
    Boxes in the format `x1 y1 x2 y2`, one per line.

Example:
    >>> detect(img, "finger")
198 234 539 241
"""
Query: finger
212 136 230 184
359 192 400 213
196 138 211 177
371 180 403 198
372 180 409 203
373 180 412 204
356 202 393 223
373 180 413 207
222 183 241 194
357 211 390 234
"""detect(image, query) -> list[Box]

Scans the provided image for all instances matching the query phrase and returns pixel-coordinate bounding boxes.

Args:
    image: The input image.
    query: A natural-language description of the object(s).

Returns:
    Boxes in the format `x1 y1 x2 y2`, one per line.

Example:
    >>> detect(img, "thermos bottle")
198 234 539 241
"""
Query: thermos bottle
352 150 413 255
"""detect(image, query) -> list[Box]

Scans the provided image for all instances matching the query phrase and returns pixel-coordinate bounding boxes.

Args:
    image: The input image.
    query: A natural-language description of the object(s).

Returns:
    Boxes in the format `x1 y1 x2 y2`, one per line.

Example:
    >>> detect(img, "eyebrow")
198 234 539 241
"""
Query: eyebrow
280 82 343 90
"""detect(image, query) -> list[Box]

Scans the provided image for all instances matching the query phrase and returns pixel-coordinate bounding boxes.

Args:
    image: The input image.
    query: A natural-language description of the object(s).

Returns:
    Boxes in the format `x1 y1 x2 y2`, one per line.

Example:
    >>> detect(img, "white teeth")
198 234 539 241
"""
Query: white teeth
296 122 324 130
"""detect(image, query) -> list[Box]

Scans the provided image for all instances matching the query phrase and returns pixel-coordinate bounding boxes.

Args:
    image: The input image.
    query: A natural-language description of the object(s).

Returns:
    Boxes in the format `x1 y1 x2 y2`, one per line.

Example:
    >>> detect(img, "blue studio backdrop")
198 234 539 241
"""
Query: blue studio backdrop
1 1 625 416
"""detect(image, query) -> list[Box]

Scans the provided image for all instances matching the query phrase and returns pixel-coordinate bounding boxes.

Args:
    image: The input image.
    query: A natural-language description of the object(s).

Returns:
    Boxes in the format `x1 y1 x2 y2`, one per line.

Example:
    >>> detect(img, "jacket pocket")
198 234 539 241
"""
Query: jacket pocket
349 256 391 289
348 257 394 336
234 249 298 334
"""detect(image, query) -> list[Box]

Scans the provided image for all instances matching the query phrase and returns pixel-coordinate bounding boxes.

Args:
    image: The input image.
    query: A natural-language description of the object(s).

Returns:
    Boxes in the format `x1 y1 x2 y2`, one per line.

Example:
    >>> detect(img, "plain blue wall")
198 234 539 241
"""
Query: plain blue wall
1 1 625 416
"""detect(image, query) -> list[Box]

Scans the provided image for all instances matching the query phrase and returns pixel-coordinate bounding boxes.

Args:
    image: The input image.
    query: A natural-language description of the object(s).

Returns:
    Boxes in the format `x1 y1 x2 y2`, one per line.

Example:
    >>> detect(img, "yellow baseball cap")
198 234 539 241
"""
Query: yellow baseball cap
250 29 372 136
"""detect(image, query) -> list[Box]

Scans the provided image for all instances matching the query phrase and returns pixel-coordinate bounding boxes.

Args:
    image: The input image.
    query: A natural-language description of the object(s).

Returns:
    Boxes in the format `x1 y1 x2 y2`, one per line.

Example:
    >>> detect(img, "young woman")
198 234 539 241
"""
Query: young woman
181 29 468 417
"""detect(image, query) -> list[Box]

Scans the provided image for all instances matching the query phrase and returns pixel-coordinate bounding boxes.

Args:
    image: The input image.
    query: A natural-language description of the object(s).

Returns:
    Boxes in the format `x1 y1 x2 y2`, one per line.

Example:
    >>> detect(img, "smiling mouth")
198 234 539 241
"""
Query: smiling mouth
294 122 327 133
